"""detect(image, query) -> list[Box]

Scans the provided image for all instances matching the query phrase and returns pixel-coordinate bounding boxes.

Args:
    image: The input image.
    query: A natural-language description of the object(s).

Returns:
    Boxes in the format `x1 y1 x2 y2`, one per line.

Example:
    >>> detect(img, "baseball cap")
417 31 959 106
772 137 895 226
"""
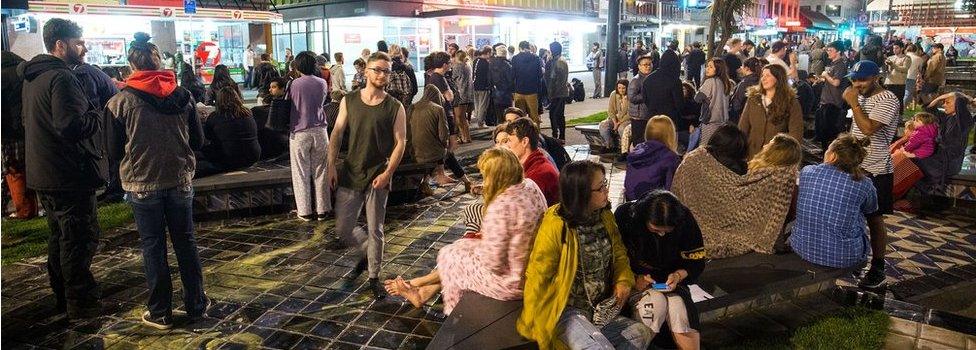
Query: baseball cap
846 60 880 80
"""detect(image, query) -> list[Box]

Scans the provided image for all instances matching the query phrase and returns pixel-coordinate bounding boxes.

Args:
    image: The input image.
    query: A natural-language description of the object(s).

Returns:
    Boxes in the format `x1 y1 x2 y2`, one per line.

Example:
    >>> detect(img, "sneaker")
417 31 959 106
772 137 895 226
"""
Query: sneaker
857 264 887 289
141 311 173 330
189 297 212 321
369 278 386 300
317 212 331 221
298 214 316 222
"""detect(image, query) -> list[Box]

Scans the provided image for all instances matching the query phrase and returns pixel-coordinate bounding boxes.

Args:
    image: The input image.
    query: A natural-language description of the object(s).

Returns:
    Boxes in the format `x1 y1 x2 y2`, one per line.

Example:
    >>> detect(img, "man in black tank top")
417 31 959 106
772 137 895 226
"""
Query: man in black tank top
327 52 408 299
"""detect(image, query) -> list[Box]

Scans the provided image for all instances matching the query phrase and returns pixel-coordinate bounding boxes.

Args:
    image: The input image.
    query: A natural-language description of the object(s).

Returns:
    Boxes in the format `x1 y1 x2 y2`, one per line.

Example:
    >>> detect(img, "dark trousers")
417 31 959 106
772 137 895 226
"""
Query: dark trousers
493 104 508 126
38 190 101 312
688 69 702 87
886 84 906 115
127 186 206 318
445 152 466 178
549 97 567 140
630 118 649 147
101 158 124 201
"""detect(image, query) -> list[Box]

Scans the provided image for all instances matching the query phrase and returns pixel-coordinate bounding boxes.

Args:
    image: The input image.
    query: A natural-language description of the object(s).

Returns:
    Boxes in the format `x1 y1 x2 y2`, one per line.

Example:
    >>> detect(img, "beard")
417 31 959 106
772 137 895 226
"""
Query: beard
65 47 85 66
369 77 388 89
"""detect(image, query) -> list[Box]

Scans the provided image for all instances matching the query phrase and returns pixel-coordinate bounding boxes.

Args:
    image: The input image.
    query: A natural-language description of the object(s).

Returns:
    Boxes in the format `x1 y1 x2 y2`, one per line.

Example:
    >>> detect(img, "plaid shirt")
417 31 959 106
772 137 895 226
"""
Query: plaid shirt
790 164 878 268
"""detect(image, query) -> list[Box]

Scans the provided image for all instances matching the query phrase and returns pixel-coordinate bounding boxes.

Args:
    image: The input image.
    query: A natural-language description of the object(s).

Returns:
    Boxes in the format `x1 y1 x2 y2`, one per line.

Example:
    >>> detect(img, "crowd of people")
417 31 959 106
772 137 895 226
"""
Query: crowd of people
3 15 976 348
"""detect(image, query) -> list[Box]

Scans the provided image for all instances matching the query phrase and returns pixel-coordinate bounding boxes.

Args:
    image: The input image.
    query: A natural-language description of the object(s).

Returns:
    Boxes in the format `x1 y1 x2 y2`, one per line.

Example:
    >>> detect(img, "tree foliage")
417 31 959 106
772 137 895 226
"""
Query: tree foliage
706 0 756 58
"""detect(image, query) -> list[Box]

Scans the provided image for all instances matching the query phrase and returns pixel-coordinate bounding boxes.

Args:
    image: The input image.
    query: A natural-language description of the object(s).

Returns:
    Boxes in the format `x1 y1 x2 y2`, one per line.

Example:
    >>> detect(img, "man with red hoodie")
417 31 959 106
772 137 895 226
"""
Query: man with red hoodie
105 32 208 329
504 117 560 206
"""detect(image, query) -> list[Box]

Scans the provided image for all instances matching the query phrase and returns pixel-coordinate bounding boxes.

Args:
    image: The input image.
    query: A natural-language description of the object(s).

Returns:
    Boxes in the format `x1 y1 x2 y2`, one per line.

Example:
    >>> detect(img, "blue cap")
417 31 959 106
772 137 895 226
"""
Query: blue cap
846 60 880 80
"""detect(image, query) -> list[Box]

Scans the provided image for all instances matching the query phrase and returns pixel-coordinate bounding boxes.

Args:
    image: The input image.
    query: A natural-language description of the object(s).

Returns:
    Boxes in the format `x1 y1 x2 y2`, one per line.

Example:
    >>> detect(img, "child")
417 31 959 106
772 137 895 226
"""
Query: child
900 112 938 159
748 133 803 171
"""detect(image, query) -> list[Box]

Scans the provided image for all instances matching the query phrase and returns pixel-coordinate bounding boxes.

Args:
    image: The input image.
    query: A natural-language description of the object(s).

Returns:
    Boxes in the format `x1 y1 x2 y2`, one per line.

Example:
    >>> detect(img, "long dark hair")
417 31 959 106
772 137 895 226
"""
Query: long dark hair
630 190 690 229
215 86 252 118
707 57 733 92
705 124 748 175
210 64 237 92
747 64 796 125
558 160 607 226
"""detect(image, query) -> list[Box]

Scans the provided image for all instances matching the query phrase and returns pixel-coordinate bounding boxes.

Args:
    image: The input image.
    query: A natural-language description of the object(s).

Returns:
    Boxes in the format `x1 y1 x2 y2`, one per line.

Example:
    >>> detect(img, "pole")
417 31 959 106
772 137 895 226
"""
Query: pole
605 0 621 97
658 0 664 49
886 0 893 39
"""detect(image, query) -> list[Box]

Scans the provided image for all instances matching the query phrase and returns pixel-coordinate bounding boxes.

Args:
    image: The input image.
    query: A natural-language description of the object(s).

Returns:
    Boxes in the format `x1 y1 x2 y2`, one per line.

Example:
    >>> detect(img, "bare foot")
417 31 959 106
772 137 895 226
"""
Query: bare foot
396 277 425 308
383 278 402 296
434 175 457 185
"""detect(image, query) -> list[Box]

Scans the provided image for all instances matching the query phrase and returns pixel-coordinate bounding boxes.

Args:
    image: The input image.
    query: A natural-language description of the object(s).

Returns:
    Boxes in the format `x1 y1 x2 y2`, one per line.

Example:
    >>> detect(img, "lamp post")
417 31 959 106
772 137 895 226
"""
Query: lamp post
605 0 621 97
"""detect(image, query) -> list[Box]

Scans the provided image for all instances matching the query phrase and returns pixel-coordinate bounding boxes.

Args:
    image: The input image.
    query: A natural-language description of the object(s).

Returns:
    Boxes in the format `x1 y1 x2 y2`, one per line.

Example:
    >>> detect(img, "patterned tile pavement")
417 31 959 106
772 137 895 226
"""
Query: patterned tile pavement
1 144 972 350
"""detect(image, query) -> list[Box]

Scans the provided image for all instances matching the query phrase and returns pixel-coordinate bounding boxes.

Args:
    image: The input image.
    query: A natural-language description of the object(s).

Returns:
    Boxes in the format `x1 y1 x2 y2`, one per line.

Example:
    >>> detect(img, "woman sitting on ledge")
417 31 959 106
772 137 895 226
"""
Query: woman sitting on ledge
790 134 879 269
615 190 706 350
385 148 547 315
671 125 799 258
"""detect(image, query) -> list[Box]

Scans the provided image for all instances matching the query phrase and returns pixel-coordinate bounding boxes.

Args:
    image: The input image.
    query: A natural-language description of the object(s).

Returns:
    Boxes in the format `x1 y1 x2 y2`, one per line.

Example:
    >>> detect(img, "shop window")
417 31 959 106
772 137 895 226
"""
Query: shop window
826 4 840 16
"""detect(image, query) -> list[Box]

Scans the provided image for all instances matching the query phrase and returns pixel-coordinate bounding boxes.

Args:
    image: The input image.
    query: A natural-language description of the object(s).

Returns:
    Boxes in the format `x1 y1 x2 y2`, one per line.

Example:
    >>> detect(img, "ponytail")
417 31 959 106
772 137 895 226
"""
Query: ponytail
827 134 870 180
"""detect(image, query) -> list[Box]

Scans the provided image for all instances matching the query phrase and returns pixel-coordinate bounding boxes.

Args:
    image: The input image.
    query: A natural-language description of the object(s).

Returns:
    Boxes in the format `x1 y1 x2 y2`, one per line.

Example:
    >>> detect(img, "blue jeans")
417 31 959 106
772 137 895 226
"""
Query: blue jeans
127 186 206 318
556 306 652 350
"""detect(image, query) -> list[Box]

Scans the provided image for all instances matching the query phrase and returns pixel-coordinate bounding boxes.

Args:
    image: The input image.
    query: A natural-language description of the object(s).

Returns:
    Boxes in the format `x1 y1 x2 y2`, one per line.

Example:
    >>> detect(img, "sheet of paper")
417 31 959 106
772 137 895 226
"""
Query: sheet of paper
688 284 714 303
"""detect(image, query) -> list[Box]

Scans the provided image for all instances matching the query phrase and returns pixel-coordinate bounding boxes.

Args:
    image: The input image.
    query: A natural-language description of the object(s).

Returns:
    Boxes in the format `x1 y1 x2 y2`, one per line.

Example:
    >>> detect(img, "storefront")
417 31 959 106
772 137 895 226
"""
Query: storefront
9 1 280 83
273 0 603 76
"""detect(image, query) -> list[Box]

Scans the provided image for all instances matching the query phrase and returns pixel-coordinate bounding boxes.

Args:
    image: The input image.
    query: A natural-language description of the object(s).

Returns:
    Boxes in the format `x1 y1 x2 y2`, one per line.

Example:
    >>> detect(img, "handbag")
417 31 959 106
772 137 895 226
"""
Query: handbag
267 81 292 133
569 224 622 328
892 150 924 199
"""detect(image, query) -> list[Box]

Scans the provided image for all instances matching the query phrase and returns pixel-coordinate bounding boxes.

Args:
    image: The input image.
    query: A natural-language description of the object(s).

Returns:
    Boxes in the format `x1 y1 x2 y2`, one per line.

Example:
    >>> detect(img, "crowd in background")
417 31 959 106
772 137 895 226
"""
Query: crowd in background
2 15 975 348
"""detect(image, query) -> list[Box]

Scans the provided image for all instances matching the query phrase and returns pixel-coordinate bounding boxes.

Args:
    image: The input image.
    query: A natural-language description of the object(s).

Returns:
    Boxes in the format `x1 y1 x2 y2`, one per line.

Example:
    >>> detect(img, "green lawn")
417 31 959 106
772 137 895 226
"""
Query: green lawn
567 111 607 126
722 307 890 349
1 203 133 265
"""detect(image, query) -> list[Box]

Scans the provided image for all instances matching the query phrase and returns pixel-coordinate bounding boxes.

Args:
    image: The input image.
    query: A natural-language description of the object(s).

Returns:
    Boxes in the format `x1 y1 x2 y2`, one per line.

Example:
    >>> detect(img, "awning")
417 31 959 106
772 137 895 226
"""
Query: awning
799 8 836 30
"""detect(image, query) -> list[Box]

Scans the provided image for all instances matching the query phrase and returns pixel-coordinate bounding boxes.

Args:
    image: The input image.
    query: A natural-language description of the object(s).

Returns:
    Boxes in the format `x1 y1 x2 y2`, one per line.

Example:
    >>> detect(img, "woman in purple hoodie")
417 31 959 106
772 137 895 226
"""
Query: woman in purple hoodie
624 115 681 201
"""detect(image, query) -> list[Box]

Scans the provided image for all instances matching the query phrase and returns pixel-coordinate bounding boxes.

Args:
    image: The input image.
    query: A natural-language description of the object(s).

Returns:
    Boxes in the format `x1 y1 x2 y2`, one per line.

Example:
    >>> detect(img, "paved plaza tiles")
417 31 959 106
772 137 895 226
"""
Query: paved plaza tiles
2 146 974 349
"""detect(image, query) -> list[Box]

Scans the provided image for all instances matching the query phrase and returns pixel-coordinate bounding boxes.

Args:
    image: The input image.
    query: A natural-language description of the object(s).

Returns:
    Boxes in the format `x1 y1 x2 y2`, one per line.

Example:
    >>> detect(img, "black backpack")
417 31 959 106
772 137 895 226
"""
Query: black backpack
571 78 586 102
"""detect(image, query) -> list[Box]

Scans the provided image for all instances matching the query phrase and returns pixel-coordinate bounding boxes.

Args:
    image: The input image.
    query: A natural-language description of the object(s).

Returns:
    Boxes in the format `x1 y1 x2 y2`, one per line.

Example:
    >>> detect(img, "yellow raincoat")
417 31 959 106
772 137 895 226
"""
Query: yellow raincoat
516 205 636 350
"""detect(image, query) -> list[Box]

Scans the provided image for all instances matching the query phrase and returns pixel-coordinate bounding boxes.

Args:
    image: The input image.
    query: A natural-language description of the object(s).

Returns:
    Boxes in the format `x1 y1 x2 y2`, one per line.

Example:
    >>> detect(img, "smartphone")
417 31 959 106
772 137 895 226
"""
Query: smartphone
652 283 670 291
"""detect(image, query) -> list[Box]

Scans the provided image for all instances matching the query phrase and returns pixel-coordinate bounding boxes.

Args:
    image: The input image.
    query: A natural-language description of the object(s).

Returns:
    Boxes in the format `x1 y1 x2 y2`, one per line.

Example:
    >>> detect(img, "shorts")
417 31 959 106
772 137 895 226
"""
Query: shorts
866 172 894 217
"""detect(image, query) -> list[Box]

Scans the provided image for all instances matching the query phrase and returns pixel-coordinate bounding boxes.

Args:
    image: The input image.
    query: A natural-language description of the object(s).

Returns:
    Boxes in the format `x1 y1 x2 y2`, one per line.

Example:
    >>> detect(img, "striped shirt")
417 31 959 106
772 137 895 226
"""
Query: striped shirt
851 89 900 175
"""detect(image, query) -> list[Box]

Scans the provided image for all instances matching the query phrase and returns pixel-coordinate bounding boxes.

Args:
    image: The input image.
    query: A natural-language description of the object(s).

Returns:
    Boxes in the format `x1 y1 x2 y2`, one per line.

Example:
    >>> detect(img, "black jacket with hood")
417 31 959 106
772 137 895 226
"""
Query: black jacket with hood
2 52 26 143
642 50 684 121
18 54 105 191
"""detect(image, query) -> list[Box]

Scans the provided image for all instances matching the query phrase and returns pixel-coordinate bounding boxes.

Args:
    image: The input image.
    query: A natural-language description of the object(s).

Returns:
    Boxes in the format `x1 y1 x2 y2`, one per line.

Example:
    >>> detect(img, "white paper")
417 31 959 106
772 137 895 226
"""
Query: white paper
688 284 714 303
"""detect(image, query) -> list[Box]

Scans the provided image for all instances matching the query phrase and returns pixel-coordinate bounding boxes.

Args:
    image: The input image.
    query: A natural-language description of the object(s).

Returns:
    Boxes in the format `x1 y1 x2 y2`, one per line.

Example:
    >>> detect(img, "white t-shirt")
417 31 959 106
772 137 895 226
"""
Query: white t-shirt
907 53 923 80
245 49 254 68
851 89 900 175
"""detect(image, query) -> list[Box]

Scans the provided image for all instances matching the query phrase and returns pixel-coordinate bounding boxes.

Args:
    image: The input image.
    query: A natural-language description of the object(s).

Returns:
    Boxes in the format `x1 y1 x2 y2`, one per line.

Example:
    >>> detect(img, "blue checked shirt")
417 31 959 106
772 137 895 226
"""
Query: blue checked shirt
790 164 878 268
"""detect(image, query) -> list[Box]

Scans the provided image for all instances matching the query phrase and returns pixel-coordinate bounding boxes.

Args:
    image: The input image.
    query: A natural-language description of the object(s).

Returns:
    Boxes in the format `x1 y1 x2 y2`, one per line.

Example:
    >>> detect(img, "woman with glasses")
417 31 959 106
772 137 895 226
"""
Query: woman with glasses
519 160 652 349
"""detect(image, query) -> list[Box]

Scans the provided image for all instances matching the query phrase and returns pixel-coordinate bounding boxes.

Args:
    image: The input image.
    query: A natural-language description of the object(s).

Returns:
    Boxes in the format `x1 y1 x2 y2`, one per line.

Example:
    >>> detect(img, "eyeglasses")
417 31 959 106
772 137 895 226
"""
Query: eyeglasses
367 67 391 75
591 179 609 192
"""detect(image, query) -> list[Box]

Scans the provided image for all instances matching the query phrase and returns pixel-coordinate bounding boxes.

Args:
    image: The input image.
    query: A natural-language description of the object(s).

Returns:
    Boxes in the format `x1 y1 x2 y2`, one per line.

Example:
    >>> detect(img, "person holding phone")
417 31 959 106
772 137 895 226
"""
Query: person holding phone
614 190 705 349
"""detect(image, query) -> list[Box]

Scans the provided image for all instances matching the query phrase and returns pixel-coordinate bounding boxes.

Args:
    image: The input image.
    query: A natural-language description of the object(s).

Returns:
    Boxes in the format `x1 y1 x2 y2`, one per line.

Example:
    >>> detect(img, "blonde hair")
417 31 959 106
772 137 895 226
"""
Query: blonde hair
389 44 402 58
644 115 678 152
477 148 524 212
454 50 469 63
748 134 802 171
913 112 937 125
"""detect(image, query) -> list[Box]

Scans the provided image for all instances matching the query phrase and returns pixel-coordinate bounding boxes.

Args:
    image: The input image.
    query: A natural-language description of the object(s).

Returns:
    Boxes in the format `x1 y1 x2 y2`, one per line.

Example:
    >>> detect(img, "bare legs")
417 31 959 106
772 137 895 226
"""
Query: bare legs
384 270 442 308
672 331 701 350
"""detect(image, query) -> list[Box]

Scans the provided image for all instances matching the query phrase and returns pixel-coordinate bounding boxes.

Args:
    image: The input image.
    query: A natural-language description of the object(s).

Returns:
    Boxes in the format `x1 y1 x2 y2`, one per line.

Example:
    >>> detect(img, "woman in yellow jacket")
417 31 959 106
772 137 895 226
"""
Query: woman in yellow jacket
517 160 652 350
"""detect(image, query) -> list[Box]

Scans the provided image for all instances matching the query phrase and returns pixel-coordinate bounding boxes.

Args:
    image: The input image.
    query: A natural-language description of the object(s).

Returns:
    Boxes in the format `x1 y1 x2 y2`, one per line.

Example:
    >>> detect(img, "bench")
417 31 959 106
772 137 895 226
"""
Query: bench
429 252 850 348
574 124 611 154
192 158 437 220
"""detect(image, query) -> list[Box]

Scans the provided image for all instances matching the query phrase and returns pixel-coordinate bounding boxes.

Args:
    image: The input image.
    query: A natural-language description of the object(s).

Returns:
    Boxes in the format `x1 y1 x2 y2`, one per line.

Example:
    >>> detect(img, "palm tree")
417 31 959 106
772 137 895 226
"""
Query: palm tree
706 0 755 58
